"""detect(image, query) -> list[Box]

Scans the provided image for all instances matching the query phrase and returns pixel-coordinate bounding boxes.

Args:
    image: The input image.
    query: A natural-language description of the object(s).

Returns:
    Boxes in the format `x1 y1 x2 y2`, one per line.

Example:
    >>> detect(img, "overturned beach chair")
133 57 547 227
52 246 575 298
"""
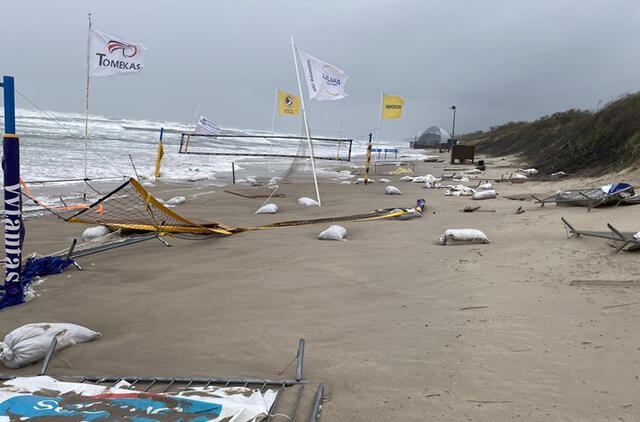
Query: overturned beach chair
532 183 635 211
561 217 640 253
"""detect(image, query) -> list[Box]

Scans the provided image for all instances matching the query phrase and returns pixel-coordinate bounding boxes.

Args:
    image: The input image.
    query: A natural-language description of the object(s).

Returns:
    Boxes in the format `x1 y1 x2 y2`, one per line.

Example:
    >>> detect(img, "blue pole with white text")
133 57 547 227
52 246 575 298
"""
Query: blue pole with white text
0 75 24 309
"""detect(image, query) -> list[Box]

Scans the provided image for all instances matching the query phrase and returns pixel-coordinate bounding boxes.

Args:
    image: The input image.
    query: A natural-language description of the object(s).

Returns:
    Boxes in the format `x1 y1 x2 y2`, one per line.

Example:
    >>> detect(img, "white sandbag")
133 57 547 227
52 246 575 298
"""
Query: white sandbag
353 177 375 184
512 173 527 179
439 229 491 245
385 186 402 195
466 169 483 175
472 190 498 200
0 323 101 369
298 197 319 207
477 182 493 190
318 225 347 241
81 226 110 241
164 196 186 206
522 168 538 175
255 203 278 214
378 178 391 184
340 181 352 184
399 176 414 182
444 185 475 196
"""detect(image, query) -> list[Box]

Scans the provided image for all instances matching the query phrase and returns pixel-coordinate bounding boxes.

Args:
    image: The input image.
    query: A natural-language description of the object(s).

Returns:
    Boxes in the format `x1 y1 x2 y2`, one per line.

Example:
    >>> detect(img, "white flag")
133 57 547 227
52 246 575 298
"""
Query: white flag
297 50 348 101
89 29 145 77
195 116 221 135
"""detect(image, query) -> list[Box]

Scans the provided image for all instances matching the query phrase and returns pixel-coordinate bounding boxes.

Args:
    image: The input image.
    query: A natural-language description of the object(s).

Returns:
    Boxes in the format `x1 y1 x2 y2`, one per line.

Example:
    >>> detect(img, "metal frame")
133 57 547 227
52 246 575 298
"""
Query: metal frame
533 185 634 211
178 133 353 162
561 217 640 253
0 338 326 422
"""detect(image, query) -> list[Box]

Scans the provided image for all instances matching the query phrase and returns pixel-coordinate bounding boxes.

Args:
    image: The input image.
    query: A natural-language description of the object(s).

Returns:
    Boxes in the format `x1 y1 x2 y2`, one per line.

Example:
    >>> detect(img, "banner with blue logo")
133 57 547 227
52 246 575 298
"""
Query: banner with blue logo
0 376 275 421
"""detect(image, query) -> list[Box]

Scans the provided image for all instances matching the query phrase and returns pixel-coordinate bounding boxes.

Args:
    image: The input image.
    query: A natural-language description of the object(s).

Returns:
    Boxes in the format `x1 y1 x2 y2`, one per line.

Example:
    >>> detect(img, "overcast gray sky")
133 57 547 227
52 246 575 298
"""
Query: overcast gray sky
1 0 639 141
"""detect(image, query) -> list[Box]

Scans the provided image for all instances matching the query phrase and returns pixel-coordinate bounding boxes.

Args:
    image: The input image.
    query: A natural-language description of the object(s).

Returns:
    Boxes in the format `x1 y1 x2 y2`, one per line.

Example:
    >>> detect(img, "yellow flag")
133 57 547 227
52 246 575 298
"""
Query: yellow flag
278 91 301 115
154 141 164 179
382 94 404 119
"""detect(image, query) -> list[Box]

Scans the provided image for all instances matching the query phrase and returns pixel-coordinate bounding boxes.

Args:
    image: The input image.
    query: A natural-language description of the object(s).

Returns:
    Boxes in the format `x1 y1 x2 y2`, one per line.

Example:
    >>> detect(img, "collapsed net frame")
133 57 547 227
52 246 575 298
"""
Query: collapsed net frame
61 179 234 239
179 133 353 162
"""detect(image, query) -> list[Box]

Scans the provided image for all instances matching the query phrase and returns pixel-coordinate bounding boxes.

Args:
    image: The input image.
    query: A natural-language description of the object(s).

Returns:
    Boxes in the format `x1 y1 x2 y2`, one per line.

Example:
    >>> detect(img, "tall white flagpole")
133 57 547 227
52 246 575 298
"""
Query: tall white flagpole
271 88 278 134
376 91 384 148
290 36 321 206
83 13 92 201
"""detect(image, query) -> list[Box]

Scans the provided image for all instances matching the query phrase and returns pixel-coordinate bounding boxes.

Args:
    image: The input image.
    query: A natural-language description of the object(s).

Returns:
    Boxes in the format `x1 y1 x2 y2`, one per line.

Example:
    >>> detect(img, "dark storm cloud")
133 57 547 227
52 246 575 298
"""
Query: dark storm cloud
1 0 639 141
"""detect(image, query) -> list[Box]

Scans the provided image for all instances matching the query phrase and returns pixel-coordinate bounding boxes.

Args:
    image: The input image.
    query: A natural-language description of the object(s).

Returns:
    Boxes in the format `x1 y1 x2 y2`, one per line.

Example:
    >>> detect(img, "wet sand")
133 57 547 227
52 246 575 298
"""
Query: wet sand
2 153 640 421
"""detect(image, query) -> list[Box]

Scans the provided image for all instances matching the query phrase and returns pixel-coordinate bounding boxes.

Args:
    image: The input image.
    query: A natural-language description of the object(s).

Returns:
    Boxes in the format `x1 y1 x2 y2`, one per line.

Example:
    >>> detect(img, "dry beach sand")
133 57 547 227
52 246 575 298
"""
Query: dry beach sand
2 153 640 421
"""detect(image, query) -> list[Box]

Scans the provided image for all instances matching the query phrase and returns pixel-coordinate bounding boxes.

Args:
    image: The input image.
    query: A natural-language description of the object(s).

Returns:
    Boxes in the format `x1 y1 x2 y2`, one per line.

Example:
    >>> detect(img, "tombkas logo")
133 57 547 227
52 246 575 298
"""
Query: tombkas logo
95 40 141 70
386 104 402 109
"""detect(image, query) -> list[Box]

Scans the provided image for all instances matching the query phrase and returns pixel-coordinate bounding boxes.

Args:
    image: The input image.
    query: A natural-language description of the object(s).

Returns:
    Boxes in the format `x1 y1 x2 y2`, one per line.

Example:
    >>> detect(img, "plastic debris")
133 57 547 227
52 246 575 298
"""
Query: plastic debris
81 226 110 241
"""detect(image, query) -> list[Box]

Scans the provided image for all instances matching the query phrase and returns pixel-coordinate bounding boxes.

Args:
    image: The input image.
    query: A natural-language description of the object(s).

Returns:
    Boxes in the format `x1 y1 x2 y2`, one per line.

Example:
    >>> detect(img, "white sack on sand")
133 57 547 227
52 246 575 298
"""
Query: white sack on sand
512 174 527 179
522 168 538 175
1 323 101 369
298 197 319 207
478 183 493 190
444 185 475 196
340 181 352 184
353 177 375 184
385 186 402 195
399 176 414 182
81 226 110 241
164 196 186 206
439 229 491 245
472 190 498 200
466 169 483 175
378 178 391 184
255 203 279 214
318 225 347 240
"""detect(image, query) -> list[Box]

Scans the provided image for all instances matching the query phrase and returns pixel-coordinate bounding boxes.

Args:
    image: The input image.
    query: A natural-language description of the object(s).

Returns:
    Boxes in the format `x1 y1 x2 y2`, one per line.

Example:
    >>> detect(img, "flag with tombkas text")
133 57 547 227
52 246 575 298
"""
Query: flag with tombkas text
89 29 145 77
195 116 221 135
278 91 301 115
296 49 348 101
382 94 405 119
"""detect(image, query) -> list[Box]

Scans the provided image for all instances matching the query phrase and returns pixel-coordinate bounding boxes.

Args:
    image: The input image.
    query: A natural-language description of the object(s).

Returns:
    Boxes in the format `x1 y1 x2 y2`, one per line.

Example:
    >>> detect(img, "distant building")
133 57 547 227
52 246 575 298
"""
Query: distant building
411 126 451 148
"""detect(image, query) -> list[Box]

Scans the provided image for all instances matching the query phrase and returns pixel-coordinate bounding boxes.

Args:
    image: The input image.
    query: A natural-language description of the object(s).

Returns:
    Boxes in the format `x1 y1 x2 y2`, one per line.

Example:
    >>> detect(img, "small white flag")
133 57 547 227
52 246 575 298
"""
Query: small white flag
195 116 221 135
297 49 348 101
89 29 145 77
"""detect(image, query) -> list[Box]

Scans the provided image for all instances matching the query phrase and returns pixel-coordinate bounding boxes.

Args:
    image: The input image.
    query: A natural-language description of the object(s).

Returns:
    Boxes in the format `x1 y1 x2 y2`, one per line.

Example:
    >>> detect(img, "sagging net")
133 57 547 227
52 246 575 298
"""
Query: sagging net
22 178 234 239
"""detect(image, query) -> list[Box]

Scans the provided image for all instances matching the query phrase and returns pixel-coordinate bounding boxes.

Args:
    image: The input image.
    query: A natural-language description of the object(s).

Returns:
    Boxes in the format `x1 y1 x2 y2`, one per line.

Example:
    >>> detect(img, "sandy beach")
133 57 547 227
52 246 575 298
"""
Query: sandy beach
2 153 640 421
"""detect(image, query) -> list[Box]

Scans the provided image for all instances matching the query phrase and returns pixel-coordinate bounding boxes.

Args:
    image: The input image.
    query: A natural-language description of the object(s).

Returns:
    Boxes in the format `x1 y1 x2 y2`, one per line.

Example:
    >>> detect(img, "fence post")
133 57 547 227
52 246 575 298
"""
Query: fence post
364 133 372 185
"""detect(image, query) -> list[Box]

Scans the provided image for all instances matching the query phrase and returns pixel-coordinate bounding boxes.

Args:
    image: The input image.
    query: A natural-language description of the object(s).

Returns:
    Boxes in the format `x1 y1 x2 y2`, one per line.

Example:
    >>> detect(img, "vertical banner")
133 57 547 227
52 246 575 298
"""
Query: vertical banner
1 76 23 309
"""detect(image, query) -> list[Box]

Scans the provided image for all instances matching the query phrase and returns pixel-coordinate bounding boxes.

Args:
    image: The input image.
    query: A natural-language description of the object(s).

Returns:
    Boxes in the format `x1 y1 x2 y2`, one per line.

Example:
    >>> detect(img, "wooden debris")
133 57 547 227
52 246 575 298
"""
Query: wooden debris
571 280 640 287
459 305 488 311
602 301 640 309
515 206 525 214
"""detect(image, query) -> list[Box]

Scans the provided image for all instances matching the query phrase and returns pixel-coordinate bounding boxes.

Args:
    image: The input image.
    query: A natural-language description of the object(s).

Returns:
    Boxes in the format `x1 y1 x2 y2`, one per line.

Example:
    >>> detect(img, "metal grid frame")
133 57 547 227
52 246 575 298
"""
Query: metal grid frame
0 338 326 422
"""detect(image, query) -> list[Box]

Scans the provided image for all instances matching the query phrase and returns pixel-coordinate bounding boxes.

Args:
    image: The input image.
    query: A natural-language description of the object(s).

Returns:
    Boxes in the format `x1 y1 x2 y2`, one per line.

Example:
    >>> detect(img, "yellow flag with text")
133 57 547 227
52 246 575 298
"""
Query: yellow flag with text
278 91 301 115
382 94 405 119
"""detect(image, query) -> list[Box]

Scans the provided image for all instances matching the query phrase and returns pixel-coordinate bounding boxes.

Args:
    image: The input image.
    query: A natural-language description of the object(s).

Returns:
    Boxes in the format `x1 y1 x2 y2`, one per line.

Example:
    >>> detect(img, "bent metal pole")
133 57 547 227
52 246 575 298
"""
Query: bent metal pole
1 75 24 308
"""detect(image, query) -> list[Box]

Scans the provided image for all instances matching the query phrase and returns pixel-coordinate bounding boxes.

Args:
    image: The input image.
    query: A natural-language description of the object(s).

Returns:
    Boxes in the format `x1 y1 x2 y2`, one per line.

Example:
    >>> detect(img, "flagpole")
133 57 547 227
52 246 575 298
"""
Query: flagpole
290 36 321 206
271 88 278 134
83 13 92 201
375 91 383 148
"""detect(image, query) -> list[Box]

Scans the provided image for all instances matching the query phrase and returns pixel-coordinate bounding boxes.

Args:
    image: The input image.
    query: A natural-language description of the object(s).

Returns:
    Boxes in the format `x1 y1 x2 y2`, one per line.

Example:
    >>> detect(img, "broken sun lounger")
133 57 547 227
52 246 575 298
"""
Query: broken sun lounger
561 217 640 253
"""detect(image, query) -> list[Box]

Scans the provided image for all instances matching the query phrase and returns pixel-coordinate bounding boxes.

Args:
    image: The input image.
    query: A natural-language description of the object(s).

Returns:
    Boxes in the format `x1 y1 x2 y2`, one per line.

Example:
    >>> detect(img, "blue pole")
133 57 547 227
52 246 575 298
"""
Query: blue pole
0 75 24 309
159 127 164 141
